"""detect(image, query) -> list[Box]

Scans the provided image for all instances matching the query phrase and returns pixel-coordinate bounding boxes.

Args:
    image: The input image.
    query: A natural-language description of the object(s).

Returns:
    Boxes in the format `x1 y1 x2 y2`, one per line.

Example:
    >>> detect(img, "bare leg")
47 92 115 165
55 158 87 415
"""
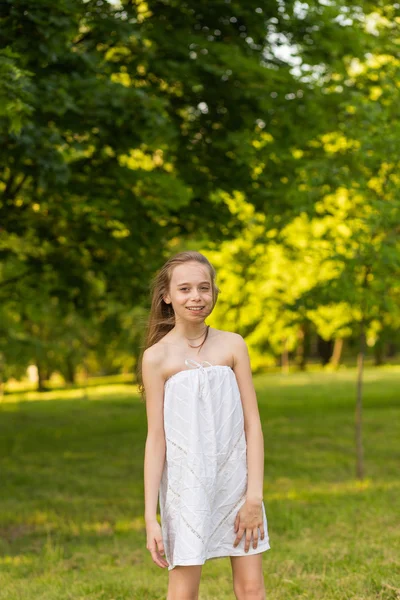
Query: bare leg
167 564 203 600
230 554 266 600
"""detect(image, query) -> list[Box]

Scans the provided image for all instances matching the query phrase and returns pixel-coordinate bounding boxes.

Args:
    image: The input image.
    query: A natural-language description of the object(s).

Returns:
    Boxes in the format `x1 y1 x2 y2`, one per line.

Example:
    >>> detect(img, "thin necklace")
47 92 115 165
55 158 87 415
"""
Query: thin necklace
186 325 209 348
186 328 207 341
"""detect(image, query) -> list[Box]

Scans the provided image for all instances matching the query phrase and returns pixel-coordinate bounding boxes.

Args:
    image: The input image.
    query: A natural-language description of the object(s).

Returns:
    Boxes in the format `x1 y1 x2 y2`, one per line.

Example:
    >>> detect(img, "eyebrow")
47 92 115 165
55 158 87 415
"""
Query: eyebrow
176 281 211 286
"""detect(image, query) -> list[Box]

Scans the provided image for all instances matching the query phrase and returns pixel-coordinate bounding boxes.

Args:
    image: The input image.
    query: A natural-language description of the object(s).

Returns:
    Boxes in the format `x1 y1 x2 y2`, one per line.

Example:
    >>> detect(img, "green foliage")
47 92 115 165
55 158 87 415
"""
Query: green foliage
1 1 399 377
0 47 34 133
207 7 400 368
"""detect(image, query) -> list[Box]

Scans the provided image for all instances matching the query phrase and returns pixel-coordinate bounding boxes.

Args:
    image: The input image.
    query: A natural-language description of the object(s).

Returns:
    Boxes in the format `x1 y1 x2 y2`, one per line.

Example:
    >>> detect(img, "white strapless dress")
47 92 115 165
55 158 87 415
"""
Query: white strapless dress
158 359 270 570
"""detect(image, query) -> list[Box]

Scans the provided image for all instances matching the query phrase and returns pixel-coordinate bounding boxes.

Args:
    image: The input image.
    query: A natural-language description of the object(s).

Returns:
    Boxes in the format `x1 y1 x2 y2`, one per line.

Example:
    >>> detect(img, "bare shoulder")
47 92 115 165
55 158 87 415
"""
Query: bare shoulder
229 333 249 365
212 329 247 348
229 331 246 345
142 341 167 370
210 329 248 366
210 328 240 342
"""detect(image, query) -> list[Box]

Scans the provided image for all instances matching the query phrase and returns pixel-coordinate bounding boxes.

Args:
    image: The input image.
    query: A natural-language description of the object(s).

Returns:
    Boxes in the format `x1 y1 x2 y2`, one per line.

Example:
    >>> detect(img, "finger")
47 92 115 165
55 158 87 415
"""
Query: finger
156 536 168 566
148 543 168 568
259 524 265 540
150 549 169 568
234 513 240 533
244 529 252 553
157 553 169 568
156 537 165 556
252 527 259 549
233 526 245 548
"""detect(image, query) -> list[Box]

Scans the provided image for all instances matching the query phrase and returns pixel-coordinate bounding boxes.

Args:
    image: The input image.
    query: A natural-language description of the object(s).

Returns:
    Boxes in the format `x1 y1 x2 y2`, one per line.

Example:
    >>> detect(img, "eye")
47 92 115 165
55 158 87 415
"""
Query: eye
200 286 210 291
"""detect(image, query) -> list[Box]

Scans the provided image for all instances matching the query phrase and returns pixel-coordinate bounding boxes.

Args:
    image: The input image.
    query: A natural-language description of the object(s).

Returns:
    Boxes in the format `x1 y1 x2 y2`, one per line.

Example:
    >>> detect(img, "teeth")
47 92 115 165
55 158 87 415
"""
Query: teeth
187 307 203 311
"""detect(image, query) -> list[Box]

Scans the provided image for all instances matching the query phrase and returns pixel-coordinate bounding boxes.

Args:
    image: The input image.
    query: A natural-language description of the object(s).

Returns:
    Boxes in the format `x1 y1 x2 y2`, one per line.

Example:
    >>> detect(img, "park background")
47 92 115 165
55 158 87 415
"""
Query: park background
1 1 399 598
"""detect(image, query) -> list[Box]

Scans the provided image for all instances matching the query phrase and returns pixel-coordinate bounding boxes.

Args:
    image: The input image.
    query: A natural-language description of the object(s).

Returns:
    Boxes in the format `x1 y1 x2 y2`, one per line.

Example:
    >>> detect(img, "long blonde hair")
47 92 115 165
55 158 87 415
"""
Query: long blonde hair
137 251 219 397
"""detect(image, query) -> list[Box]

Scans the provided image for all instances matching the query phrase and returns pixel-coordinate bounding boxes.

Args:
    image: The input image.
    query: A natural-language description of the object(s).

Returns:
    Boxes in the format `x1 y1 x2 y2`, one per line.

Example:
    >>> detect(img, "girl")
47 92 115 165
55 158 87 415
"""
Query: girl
140 251 270 600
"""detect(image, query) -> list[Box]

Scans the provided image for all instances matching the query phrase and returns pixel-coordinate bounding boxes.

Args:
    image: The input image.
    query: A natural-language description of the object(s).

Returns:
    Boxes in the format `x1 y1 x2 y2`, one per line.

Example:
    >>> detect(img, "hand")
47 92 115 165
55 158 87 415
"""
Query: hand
146 519 169 568
233 500 265 552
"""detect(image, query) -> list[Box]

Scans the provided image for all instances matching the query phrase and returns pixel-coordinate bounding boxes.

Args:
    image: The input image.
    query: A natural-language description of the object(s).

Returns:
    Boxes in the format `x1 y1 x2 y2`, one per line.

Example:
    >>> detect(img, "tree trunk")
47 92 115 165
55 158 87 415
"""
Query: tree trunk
296 322 311 371
281 339 289 374
355 326 365 480
81 349 89 400
387 342 397 358
330 338 343 368
373 343 384 366
65 356 76 385
317 335 333 365
37 362 46 392
0 354 4 400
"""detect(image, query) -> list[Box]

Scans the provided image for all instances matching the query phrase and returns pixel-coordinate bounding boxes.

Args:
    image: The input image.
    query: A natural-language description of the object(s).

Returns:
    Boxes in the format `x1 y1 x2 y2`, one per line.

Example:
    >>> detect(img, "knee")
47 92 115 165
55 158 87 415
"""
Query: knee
233 580 265 600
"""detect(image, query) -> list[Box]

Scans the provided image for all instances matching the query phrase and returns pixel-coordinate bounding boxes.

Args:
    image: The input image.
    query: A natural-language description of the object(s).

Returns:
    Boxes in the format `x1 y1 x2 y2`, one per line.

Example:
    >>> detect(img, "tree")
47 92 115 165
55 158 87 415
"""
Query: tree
1 0 393 390
0 0 375 308
284 6 400 478
206 4 400 480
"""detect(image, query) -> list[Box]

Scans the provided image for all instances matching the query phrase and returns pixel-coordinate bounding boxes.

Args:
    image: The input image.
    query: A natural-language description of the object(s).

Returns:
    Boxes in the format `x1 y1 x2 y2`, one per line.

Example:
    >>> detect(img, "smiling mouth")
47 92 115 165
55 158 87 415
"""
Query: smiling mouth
186 306 205 312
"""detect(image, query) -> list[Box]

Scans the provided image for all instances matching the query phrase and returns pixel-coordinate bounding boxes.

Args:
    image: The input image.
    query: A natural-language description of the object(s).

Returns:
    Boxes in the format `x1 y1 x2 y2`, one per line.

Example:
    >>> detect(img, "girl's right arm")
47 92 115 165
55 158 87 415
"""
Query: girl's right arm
142 347 169 568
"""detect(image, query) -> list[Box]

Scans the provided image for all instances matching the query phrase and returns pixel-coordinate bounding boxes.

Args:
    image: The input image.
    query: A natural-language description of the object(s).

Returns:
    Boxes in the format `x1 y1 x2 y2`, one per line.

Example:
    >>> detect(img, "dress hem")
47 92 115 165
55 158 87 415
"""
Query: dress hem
167 541 271 571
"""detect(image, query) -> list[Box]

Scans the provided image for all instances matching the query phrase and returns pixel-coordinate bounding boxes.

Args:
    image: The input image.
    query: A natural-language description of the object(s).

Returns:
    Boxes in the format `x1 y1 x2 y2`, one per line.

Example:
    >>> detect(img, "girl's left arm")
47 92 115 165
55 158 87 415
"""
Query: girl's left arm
232 333 265 504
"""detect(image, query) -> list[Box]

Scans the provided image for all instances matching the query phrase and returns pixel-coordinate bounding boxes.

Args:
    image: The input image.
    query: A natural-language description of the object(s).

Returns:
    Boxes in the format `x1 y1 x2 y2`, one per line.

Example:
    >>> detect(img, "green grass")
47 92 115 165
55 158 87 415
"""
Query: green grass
0 366 399 599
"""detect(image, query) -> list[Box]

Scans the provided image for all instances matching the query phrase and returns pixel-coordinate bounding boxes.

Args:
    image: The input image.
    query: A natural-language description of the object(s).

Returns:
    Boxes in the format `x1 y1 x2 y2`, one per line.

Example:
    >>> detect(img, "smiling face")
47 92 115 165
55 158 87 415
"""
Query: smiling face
164 260 214 322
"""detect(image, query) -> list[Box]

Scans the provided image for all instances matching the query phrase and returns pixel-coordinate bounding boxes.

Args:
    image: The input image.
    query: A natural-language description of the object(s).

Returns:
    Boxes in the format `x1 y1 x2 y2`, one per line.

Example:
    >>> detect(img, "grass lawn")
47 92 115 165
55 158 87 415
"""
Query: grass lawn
0 366 399 599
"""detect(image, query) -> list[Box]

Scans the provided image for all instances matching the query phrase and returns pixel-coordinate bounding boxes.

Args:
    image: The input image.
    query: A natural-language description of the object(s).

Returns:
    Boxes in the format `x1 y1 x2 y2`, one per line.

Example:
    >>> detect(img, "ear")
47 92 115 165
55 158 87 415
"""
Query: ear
163 293 171 304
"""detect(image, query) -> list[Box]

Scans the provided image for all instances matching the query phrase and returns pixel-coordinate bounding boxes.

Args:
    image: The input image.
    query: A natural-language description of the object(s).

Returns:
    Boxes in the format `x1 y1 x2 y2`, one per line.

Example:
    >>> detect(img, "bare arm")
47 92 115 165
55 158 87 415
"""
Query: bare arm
231 334 266 552
232 334 265 503
142 348 167 524
142 347 169 568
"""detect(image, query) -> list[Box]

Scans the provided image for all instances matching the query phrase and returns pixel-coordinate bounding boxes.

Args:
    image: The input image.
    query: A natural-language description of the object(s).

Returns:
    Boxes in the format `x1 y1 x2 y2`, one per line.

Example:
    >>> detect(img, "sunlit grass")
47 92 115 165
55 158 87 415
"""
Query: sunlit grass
1 383 137 403
0 366 399 599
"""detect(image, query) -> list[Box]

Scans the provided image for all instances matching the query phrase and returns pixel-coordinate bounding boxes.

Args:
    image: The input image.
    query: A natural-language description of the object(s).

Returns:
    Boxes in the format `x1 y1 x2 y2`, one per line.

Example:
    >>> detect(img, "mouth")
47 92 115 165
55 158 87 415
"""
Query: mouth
186 306 205 312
